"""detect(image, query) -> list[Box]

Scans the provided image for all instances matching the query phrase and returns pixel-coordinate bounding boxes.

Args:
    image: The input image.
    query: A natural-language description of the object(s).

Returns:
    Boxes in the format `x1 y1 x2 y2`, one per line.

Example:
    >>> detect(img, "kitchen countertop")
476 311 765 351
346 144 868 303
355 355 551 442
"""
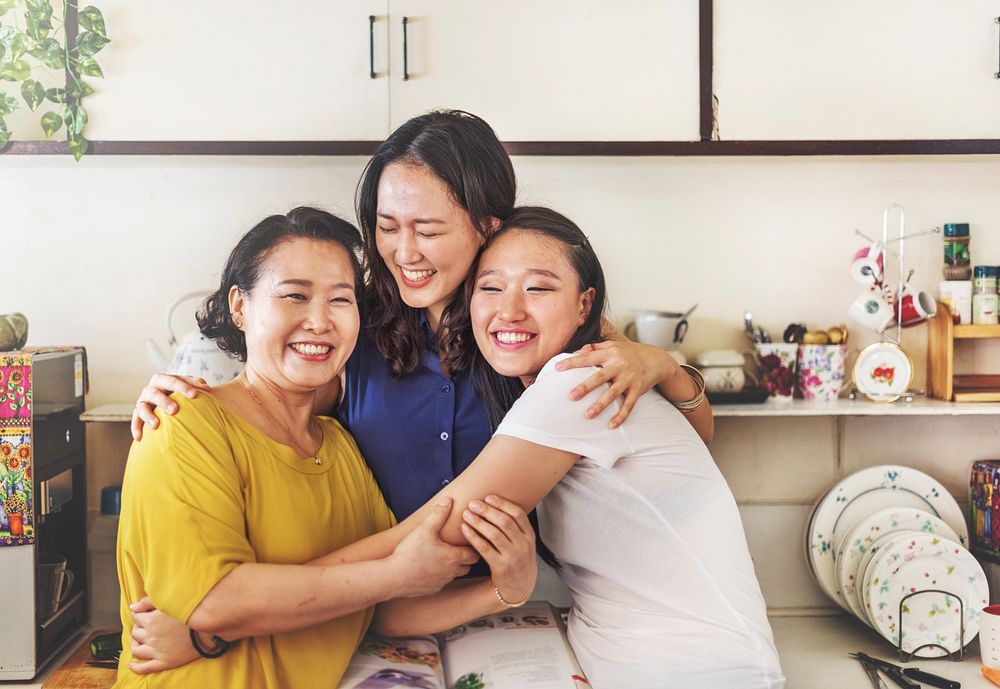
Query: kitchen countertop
8 614 997 688
713 397 1000 417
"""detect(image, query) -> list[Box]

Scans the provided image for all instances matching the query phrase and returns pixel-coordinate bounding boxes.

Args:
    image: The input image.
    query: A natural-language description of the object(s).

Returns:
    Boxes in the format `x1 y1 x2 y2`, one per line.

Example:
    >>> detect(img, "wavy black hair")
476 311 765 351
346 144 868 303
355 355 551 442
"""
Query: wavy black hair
198 207 364 361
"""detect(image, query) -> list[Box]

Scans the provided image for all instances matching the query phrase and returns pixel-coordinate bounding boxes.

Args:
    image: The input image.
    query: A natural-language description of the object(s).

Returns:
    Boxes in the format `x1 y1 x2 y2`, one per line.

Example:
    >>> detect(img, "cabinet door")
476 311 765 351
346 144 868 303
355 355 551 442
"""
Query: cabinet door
85 0 389 140
386 1 700 141
714 1 1000 140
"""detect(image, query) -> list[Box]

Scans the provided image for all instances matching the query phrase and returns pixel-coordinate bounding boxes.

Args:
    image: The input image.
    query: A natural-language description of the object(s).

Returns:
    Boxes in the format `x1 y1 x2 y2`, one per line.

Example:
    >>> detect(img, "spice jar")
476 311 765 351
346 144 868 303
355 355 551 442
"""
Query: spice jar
972 265 998 325
943 223 972 280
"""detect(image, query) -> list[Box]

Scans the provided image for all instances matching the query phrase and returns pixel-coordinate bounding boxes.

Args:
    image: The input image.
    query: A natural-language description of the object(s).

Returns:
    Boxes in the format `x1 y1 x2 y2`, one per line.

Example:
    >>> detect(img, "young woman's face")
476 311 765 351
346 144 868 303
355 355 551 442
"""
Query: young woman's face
375 162 484 328
471 229 594 385
231 237 360 392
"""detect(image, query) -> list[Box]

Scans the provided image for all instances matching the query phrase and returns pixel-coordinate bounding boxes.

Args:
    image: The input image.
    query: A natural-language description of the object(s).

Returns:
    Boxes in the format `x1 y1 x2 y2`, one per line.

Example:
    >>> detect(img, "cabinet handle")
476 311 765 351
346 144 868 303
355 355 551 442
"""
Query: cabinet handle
402 16 410 81
995 17 1000 79
369 15 376 79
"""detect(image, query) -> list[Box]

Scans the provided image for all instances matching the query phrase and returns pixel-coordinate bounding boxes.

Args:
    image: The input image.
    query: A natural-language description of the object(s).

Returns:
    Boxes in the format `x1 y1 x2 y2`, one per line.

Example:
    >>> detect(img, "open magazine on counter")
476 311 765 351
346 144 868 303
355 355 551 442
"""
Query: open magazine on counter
336 602 590 689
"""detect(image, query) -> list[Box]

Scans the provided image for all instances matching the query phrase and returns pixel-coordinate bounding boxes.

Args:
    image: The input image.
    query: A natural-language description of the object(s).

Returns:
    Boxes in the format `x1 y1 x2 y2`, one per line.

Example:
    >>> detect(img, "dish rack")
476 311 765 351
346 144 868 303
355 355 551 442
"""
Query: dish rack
927 303 1000 401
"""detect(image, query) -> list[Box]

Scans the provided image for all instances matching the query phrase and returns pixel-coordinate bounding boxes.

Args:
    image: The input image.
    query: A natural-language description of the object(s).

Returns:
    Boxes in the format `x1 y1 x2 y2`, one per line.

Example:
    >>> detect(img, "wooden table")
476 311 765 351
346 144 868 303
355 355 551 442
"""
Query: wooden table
41 632 117 689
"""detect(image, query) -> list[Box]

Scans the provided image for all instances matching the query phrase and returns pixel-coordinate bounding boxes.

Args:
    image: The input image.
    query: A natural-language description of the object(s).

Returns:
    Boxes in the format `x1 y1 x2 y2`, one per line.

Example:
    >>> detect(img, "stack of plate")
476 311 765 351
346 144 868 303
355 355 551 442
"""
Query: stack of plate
806 465 987 657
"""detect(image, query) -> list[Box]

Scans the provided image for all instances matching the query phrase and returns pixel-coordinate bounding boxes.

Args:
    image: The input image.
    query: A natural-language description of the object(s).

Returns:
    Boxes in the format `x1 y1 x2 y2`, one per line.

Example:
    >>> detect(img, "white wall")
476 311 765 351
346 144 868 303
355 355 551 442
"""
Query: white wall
5 154 1000 405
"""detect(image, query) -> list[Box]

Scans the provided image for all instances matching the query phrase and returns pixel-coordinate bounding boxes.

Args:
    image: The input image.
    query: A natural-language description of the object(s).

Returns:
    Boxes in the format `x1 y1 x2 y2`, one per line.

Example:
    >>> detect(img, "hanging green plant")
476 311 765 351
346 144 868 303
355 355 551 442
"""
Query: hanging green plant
0 0 108 159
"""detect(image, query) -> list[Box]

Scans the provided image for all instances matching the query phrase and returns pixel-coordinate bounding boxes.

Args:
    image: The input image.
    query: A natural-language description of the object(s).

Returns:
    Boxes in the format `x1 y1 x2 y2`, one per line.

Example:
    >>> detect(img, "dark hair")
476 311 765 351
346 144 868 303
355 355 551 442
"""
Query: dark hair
198 207 364 361
356 110 517 377
453 206 608 429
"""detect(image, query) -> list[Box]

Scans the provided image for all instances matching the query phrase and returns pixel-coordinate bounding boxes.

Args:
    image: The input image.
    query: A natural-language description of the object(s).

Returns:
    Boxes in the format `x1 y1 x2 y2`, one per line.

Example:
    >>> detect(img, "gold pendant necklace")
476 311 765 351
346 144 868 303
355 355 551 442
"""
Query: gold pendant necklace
240 378 323 465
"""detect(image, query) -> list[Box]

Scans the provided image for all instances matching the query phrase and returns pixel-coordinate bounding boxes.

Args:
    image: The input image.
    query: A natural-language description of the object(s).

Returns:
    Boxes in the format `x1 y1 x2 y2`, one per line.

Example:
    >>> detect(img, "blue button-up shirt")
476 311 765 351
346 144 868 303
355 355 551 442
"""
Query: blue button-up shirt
337 321 493 523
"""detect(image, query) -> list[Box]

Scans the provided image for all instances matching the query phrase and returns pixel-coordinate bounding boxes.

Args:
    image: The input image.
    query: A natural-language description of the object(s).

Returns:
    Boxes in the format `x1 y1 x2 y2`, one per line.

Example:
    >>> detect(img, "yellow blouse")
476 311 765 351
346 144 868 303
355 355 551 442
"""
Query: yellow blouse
114 393 395 689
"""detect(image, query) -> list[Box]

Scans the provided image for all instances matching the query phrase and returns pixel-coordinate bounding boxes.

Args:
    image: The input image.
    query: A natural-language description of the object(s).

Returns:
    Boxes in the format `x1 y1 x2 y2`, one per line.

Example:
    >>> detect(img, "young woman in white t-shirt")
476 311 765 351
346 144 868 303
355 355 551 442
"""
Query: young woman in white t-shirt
446 206 785 689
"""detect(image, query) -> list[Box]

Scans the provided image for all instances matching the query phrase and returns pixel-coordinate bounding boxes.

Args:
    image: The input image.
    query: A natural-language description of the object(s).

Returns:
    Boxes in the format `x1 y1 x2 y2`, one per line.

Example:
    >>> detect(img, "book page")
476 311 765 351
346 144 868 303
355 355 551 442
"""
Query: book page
439 604 589 689
337 634 445 689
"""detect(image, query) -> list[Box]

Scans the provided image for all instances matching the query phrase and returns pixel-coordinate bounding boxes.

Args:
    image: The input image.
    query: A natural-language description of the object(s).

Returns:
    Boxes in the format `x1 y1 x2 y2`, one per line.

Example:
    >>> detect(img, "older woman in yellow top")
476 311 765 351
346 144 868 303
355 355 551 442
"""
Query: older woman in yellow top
114 207 536 689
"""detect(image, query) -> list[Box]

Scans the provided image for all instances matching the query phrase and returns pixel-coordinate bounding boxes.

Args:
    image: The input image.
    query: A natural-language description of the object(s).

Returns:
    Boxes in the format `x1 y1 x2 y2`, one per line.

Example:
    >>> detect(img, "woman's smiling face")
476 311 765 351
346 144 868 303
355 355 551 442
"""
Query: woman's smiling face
375 162 484 330
471 229 594 386
231 237 360 392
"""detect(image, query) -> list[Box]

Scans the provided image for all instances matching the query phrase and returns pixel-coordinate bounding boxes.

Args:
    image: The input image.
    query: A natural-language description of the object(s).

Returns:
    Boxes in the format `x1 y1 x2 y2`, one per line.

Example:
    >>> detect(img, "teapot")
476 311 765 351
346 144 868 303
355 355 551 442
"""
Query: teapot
144 291 243 384
0 312 28 351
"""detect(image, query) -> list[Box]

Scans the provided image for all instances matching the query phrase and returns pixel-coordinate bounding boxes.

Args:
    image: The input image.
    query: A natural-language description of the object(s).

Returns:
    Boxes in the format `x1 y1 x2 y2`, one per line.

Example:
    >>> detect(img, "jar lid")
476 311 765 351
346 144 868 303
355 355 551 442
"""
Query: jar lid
695 349 744 367
975 265 999 278
944 223 970 237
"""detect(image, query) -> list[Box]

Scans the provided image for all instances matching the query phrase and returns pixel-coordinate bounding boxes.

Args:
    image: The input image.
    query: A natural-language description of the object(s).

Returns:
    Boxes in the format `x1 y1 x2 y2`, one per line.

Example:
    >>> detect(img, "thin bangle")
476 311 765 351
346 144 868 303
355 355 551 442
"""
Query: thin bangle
494 585 532 608
189 629 231 659
671 364 706 413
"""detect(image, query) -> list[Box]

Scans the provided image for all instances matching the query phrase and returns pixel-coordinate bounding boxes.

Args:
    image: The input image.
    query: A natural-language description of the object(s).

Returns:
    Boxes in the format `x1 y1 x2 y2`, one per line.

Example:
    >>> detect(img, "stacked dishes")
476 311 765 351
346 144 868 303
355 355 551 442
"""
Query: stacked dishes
806 465 987 657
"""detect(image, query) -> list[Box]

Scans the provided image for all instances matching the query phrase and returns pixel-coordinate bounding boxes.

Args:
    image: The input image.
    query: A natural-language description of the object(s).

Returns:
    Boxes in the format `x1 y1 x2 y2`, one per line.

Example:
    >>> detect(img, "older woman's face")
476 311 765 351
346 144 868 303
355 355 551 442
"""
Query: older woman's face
471 230 593 386
232 238 360 393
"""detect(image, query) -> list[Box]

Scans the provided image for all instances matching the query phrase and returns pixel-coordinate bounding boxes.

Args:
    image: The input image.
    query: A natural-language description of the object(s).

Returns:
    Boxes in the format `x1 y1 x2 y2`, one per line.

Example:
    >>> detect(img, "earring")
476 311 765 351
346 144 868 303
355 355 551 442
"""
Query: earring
233 316 243 329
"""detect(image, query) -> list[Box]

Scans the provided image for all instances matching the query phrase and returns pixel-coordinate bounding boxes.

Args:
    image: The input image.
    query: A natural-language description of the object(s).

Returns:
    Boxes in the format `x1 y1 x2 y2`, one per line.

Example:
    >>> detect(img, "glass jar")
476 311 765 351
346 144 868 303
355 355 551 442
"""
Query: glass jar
972 265 998 325
943 223 972 280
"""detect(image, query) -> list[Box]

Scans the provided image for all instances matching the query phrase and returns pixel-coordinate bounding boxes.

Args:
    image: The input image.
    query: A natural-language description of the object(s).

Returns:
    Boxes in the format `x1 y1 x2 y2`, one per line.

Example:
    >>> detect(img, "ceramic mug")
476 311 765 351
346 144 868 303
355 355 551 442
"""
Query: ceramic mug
850 242 884 286
752 343 798 401
848 290 895 332
796 345 847 401
982 605 1000 668
895 287 937 327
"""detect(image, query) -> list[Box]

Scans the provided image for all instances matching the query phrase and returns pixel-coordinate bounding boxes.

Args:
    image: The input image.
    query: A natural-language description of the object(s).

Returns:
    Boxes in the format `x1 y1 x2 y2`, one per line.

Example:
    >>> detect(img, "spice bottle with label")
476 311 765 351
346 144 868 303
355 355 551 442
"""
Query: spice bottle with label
972 265 998 325
943 223 972 280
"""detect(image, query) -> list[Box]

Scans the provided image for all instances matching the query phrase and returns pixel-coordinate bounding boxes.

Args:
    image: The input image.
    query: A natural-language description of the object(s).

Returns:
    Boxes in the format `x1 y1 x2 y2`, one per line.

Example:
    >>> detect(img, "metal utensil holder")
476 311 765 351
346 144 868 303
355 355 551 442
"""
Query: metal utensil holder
896 588 965 662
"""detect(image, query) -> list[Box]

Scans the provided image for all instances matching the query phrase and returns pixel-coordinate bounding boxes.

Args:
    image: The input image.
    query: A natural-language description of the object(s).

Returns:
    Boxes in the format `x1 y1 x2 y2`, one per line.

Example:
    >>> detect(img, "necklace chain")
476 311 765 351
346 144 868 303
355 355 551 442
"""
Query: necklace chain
240 378 323 465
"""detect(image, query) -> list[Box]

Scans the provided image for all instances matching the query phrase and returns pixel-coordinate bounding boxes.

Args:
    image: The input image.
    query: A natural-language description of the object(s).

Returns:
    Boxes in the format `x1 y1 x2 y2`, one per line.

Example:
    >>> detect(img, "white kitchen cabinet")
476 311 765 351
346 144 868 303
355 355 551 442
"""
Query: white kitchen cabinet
385 1 701 141
82 0 699 142
714 1 1000 140
84 1 390 140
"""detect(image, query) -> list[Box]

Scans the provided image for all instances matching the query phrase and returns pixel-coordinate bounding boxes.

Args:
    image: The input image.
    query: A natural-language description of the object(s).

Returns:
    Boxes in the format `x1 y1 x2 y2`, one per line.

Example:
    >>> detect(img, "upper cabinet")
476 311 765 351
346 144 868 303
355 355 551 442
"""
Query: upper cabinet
713 1 1000 140
385 1 700 141
82 0 699 142
85 1 390 141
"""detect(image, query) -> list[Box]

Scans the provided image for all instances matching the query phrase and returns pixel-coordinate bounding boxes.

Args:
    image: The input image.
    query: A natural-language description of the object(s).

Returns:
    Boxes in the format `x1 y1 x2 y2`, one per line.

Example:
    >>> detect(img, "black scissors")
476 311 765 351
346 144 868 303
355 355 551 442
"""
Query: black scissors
850 652 960 689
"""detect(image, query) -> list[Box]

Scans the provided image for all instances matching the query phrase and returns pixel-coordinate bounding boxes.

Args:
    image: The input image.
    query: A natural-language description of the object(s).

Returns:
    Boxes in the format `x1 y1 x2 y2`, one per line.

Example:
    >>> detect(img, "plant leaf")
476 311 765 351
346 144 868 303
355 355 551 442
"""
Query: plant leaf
40 110 61 137
0 26 27 60
78 6 107 37
0 59 30 81
67 133 88 161
44 86 64 102
64 103 86 135
76 56 103 78
0 0 18 13
0 120 9 149
74 30 109 58
27 36 63 69
25 0 52 23
25 15 52 41
69 82 94 100
0 92 17 114
21 79 44 110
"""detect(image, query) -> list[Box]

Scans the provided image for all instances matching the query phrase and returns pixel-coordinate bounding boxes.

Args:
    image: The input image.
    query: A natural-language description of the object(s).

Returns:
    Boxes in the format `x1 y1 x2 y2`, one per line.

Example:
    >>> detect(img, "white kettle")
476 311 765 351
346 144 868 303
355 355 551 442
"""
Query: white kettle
144 291 243 384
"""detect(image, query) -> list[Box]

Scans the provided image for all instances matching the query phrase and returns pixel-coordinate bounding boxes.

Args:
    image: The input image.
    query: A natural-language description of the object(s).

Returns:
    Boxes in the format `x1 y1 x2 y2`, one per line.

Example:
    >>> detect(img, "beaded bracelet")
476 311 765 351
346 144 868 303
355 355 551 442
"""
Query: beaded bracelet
189 629 232 659
494 585 532 609
671 364 706 413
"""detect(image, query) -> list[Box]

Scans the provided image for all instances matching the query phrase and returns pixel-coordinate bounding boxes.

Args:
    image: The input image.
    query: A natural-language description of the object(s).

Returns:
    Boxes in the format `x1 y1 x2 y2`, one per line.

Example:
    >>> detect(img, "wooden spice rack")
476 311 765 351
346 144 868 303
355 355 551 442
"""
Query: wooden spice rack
928 301 1000 401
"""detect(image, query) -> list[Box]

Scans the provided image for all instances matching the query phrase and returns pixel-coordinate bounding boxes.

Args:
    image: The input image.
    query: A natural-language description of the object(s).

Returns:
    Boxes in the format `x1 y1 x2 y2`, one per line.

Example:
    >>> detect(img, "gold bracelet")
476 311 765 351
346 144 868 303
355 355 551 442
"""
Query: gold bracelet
494 585 532 608
671 364 706 413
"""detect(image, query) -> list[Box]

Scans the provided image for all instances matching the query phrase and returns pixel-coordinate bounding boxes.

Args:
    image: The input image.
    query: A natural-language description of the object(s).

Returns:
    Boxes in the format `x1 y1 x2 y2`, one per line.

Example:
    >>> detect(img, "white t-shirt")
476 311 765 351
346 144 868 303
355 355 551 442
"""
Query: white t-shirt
495 354 784 689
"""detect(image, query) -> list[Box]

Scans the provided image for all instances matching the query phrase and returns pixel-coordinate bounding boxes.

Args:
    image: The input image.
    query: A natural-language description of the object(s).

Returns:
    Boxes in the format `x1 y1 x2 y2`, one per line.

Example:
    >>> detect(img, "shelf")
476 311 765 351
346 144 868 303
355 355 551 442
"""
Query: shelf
954 324 1000 339
79 403 133 423
712 397 1000 417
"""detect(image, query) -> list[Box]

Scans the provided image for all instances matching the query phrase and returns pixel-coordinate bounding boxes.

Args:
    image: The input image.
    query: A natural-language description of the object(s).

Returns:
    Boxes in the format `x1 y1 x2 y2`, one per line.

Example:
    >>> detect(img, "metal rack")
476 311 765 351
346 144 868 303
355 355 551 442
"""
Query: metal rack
896 589 965 662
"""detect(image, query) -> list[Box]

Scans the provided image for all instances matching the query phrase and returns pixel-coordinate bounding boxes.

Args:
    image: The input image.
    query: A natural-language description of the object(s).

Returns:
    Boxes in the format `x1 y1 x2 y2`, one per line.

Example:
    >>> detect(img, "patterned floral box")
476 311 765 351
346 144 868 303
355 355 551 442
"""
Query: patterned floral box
0 352 33 546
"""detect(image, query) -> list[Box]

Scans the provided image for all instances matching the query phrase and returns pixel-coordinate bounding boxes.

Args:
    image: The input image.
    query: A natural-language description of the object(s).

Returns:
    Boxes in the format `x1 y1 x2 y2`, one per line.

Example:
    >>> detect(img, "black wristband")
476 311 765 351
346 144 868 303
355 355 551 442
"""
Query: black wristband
189 629 231 659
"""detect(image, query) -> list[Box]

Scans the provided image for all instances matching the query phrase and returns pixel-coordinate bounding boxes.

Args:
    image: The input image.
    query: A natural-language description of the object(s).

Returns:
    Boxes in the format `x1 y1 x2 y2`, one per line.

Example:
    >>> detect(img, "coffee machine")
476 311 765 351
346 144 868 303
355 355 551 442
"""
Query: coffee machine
0 348 89 680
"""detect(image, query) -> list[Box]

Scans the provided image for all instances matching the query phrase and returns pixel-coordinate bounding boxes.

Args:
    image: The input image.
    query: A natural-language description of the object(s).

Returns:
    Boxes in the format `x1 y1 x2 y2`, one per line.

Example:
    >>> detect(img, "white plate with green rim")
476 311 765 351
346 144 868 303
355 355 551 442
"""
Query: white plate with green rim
807 465 967 609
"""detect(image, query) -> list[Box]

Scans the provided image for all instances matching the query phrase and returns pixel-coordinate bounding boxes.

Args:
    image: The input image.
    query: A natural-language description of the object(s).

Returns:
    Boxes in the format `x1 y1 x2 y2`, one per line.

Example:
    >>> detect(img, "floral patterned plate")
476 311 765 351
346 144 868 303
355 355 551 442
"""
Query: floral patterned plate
852 342 914 403
865 532 988 657
836 508 962 621
807 465 967 610
859 530 922 629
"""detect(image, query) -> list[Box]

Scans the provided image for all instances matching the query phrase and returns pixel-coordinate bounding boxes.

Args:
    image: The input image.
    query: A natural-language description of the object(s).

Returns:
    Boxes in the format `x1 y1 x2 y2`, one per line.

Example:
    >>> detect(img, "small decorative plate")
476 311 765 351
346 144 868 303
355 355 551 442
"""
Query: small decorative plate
865 533 988 657
852 342 914 403
807 465 967 609
835 508 962 620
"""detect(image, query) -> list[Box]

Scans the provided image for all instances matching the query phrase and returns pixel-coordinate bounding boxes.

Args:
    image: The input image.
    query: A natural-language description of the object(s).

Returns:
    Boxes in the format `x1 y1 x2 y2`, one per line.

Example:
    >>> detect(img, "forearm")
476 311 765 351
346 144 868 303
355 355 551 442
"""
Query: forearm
655 364 714 444
371 577 509 637
188 559 402 640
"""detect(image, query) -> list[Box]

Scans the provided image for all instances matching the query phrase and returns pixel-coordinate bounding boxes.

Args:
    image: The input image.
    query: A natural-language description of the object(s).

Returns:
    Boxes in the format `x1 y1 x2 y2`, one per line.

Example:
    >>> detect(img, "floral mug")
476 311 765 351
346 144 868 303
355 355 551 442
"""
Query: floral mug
752 343 799 401
796 345 847 401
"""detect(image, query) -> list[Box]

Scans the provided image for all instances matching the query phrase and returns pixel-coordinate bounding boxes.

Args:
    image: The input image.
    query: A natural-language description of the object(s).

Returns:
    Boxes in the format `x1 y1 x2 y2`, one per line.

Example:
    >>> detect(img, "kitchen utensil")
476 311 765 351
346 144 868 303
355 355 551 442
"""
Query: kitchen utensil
857 658 890 689
849 290 896 332
628 307 694 349
859 530 921 627
852 342 914 403
743 311 755 338
144 290 244 384
835 507 962 618
851 653 918 689
850 652 960 689
851 242 885 286
866 533 987 657
807 465 968 607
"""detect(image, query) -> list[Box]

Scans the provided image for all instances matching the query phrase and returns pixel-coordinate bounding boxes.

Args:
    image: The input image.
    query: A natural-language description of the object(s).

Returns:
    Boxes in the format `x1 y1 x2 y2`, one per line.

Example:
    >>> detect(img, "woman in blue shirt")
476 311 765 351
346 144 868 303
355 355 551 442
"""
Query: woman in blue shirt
132 110 713 524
